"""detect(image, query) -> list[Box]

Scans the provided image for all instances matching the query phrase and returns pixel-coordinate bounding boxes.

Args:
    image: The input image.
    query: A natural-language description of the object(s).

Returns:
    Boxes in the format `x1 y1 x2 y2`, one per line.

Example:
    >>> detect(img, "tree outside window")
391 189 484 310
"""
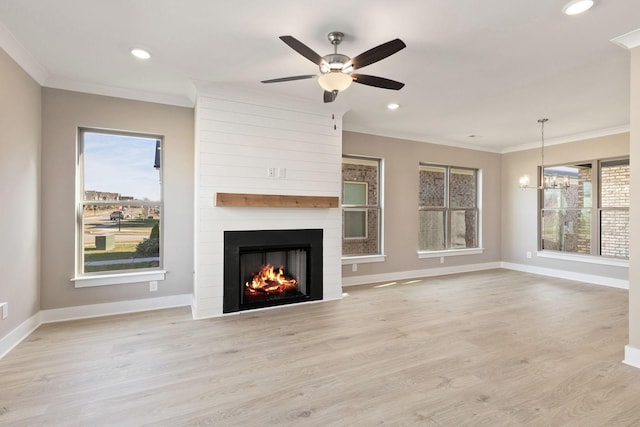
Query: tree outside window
540 158 628 259
419 164 478 251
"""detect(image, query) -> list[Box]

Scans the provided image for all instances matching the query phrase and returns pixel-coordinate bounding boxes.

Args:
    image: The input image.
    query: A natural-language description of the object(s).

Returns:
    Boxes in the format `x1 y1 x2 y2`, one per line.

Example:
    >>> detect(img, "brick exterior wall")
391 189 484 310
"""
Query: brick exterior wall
575 168 591 254
342 160 379 255
418 168 445 250
600 163 630 258
542 162 629 259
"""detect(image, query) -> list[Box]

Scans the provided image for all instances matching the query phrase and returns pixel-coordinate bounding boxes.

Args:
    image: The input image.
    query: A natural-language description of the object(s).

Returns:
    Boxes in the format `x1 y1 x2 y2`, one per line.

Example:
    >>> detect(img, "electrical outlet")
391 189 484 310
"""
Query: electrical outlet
526 251 532 259
1 303 7 320
149 281 158 292
278 168 287 179
267 167 276 177
440 256 445 264
352 264 357 272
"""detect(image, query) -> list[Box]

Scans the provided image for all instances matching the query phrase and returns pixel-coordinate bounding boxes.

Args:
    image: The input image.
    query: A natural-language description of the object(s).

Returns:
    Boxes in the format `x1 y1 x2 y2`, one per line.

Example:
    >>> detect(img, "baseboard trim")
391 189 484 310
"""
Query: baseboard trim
40 294 193 323
341 262 502 287
623 345 640 369
0 312 41 360
0 294 192 360
501 262 628 289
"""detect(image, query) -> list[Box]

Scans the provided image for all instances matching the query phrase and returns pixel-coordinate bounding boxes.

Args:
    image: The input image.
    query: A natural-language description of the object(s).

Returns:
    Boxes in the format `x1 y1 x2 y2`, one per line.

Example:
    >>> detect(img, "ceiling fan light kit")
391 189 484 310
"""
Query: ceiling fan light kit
261 31 406 103
318 71 353 92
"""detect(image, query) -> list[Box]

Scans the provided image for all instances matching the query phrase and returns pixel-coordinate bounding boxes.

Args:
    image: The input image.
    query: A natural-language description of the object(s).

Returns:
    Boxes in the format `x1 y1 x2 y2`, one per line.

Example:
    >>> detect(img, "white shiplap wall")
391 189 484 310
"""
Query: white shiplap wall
194 87 343 318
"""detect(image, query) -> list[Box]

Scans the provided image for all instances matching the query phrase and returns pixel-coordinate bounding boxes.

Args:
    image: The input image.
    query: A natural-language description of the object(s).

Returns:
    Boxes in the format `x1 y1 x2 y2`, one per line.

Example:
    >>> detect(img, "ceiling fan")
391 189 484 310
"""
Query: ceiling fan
261 31 406 103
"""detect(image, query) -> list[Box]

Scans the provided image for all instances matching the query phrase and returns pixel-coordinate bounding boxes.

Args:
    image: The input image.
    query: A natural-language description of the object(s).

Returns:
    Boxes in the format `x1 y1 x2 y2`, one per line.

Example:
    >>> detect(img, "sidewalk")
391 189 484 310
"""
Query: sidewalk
84 256 159 266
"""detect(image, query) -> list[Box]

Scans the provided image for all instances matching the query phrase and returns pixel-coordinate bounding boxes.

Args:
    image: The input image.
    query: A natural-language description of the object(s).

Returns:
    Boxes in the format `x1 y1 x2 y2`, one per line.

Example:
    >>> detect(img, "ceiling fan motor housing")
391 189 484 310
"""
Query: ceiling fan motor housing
320 53 351 73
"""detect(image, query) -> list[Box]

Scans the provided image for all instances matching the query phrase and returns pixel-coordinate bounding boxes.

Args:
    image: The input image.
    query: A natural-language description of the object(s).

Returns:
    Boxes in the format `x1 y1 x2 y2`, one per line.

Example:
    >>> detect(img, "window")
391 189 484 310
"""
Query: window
540 157 628 259
419 164 478 251
343 182 368 239
77 129 163 277
342 156 381 256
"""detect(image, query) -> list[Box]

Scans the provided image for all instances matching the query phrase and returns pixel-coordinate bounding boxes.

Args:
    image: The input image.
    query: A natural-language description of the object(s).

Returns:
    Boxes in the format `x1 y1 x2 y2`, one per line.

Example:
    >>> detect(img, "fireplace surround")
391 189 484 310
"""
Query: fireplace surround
223 229 323 313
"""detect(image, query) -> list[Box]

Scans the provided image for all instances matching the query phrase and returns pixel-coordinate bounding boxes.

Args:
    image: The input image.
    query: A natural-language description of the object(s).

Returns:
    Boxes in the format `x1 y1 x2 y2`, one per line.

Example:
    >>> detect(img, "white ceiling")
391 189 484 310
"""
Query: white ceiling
1 0 639 152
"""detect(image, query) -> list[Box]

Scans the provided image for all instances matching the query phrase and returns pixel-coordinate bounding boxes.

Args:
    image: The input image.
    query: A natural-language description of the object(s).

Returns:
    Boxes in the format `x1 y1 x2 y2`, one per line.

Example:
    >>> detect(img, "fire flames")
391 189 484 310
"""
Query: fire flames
245 264 298 297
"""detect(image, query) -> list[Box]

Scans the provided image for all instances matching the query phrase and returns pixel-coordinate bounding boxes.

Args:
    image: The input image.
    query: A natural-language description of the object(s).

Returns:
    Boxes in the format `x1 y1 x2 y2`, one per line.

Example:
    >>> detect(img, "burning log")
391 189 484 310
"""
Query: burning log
245 264 298 296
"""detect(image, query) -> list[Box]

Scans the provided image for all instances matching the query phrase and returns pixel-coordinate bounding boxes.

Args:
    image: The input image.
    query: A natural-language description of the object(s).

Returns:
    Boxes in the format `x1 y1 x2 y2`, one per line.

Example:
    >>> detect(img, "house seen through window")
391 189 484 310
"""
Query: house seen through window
342 156 382 256
419 164 479 251
540 157 629 259
78 129 163 274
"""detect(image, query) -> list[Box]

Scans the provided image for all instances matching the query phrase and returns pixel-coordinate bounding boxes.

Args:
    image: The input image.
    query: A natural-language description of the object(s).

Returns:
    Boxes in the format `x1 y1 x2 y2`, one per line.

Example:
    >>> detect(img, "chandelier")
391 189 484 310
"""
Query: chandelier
519 118 570 190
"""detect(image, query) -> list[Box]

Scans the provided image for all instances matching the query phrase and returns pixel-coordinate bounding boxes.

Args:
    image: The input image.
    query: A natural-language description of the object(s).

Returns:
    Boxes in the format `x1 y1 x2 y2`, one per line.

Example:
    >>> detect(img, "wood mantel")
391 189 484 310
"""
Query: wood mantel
215 193 339 208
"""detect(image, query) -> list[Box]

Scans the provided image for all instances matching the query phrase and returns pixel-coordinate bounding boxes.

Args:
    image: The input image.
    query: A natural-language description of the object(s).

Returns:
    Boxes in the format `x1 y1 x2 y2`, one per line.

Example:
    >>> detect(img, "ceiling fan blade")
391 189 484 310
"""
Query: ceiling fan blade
352 74 405 90
261 75 317 84
279 35 324 65
324 90 338 103
346 39 406 71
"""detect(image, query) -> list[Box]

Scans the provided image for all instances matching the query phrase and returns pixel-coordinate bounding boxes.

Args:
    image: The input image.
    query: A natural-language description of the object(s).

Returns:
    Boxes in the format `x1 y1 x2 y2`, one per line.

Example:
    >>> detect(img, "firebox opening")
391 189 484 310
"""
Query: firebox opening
240 248 308 307
224 229 323 313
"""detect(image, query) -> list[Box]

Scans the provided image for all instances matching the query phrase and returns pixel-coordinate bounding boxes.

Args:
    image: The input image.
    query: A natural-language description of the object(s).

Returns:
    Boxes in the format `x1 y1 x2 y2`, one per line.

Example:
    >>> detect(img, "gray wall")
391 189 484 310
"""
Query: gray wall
0 48 41 338
41 88 194 309
501 133 629 281
342 131 502 280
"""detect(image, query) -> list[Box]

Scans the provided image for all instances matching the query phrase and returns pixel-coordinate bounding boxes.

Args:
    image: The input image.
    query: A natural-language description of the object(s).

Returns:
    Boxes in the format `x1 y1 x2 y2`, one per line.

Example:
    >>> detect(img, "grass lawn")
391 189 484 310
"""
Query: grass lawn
84 243 139 262
84 242 158 273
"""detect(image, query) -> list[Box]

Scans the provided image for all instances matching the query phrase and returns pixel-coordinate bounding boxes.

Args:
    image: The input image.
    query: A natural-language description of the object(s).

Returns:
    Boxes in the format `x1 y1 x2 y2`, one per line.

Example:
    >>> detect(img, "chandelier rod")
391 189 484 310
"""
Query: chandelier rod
538 118 548 188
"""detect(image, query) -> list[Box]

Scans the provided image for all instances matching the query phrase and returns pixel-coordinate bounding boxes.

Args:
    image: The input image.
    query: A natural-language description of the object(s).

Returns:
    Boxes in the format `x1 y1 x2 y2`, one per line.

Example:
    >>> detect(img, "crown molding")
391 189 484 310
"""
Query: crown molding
0 21 48 84
44 75 194 108
342 125 504 153
500 125 629 154
611 28 640 50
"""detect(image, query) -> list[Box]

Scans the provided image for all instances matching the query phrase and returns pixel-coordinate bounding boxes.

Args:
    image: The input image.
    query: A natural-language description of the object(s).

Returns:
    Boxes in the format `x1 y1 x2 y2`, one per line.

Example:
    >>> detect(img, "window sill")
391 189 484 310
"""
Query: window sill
418 248 485 259
342 255 386 265
72 270 166 288
536 251 628 268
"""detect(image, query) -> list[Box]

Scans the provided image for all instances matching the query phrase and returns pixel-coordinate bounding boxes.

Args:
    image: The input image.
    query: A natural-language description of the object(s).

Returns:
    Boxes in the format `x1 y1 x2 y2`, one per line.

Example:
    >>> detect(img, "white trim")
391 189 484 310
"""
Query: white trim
418 248 484 259
501 125 630 154
341 262 501 286
536 251 629 268
623 345 640 369
0 21 48 84
343 126 504 153
72 270 167 287
40 294 192 324
0 312 41 360
0 294 192 360
341 254 386 265
611 28 640 50
44 75 193 107
501 262 628 289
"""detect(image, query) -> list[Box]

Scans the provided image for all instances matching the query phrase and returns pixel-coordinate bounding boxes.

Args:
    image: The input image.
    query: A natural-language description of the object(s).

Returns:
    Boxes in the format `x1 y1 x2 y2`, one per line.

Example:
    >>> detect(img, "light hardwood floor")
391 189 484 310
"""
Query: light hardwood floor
1 269 639 426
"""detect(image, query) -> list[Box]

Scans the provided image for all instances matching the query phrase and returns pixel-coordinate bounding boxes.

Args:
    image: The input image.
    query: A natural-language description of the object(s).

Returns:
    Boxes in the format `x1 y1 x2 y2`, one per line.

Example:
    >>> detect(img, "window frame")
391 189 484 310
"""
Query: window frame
341 155 384 262
538 156 629 261
418 163 481 255
72 127 166 287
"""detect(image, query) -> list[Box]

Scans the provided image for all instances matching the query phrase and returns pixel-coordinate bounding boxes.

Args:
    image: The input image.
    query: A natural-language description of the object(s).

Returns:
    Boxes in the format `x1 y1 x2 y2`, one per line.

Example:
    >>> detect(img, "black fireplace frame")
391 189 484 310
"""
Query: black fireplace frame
223 229 323 313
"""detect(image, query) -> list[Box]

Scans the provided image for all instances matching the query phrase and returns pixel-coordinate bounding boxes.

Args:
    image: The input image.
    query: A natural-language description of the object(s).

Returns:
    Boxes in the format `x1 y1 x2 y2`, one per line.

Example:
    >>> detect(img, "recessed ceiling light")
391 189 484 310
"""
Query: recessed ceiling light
562 0 595 15
131 48 151 60
387 103 400 110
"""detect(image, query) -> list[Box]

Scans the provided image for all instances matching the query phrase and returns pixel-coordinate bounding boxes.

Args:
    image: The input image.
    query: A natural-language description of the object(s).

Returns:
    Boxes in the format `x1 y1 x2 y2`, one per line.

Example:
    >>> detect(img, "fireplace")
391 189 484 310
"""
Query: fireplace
223 229 323 313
